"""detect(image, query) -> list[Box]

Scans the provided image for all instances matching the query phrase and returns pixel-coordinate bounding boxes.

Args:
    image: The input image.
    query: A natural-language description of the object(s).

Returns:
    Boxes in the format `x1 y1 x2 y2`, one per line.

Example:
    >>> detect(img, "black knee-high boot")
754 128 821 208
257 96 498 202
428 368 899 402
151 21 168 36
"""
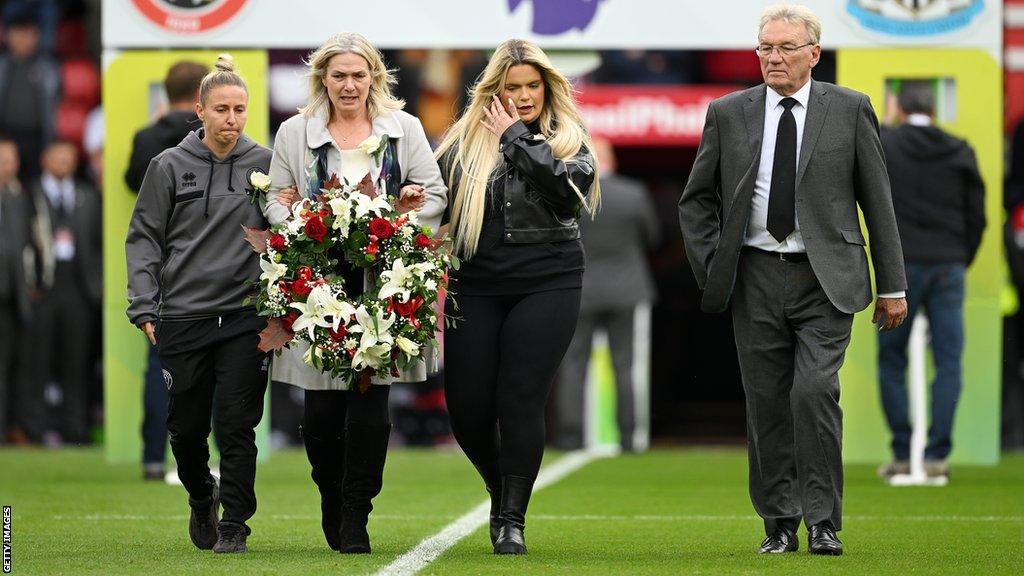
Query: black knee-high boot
473 463 502 545
338 422 391 554
301 428 344 551
493 475 534 555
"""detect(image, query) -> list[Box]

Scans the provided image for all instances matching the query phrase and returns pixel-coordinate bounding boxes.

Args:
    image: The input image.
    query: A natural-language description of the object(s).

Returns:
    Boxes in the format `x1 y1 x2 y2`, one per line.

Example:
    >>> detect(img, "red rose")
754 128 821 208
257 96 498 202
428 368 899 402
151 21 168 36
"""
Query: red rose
393 296 424 318
369 217 394 239
292 279 312 298
329 325 347 342
366 240 379 256
304 216 328 242
415 233 432 248
277 280 290 293
269 233 287 252
297 266 313 281
280 312 298 333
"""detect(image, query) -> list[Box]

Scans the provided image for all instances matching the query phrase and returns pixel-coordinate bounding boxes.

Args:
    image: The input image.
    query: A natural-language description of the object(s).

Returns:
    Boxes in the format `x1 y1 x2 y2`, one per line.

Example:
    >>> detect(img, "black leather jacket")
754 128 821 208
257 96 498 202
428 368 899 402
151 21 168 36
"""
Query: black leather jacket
442 120 596 243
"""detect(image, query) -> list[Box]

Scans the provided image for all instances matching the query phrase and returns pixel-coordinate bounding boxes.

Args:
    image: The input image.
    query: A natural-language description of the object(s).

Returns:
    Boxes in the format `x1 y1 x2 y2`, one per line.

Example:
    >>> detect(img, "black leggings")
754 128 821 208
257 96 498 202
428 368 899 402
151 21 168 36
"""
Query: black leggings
302 386 390 438
444 289 581 479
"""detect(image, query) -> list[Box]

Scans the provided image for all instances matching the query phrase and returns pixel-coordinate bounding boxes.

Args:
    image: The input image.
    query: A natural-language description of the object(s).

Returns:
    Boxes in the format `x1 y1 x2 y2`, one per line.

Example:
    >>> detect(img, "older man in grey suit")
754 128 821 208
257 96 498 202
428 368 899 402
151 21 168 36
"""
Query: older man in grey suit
679 4 908 556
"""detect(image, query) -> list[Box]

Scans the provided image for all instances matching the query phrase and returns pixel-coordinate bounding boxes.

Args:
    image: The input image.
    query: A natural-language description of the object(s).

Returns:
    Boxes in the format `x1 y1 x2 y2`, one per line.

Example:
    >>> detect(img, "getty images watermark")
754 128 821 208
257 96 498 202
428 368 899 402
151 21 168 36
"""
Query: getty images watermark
3 505 10 573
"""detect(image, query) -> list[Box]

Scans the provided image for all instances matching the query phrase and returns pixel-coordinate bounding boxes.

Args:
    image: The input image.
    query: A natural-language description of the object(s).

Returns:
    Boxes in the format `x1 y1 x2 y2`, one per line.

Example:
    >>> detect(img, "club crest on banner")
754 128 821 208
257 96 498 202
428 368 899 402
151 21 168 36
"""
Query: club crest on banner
845 0 985 36
131 0 249 34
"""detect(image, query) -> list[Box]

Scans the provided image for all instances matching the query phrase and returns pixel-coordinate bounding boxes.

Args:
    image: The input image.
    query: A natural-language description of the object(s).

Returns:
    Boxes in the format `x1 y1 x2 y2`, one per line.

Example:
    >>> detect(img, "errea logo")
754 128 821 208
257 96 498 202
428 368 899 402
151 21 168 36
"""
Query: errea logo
180 171 197 188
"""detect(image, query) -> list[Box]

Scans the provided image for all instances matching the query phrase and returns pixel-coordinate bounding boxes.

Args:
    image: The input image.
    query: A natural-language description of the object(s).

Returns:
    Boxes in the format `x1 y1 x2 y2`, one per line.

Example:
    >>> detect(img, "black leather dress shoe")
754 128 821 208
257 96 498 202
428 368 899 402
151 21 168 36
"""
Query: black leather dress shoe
758 526 798 554
808 522 843 555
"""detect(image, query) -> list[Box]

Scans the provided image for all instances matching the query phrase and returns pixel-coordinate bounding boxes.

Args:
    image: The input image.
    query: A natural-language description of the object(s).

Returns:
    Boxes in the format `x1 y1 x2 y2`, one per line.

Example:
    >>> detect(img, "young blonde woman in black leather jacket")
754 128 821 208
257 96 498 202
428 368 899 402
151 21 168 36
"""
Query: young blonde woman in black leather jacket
436 38 600 556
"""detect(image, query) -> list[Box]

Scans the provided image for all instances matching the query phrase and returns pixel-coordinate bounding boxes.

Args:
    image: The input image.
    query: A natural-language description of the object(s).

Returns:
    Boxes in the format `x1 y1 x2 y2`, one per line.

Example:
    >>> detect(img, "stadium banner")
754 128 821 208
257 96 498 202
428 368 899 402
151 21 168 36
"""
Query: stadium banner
103 50 271 463
577 85 738 147
105 0 1001 57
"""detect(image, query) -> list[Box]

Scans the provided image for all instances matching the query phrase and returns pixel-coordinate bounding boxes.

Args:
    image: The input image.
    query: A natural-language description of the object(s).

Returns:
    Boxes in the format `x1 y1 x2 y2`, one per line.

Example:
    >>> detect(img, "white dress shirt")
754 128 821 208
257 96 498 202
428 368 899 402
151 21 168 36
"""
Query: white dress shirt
745 80 811 253
42 172 77 262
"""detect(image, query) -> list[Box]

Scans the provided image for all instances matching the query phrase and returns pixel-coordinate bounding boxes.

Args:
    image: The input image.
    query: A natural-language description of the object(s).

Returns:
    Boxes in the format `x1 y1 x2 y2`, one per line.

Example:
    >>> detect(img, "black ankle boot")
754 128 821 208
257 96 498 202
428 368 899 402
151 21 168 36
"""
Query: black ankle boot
473 463 501 545
338 423 391 554
493 475 533 555
301 428 344 551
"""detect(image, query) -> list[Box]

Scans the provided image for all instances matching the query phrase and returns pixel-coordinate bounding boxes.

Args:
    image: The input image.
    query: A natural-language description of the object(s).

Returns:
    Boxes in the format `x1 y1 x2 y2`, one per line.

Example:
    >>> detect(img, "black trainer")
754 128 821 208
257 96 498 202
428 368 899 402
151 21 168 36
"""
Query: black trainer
187 478 219 550
213 521 250 554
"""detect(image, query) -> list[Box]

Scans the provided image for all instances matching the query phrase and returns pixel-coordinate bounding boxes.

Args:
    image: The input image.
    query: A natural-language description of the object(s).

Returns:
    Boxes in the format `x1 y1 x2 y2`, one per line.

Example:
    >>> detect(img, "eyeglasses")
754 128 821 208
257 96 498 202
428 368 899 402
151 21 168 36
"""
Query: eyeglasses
755 43 816 57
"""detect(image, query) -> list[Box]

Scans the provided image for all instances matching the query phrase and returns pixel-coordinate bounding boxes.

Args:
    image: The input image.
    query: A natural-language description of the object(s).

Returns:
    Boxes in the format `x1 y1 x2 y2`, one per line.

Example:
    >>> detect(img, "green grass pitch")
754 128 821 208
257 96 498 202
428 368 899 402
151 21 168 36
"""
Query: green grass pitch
1 447 1021 575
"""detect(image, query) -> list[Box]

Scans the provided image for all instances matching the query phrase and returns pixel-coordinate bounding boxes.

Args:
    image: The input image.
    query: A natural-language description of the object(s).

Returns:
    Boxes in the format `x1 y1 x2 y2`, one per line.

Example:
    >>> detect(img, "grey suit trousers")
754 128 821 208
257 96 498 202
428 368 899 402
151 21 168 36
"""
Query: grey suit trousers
556 306 645 452
732 248 853 534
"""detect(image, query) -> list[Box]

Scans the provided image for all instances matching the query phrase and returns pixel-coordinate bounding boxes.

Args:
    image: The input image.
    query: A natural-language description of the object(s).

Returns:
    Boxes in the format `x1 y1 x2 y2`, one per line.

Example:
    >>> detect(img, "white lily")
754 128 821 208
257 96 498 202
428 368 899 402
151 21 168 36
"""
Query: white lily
320 292 357 332
395 336 419 357
286 214 306 235
328 198 353 237
377 258 414 301
351 192 391 219
409 261 436 280
289 283 347 339
351 343 391 371
260 258 288 284
348 305 396 350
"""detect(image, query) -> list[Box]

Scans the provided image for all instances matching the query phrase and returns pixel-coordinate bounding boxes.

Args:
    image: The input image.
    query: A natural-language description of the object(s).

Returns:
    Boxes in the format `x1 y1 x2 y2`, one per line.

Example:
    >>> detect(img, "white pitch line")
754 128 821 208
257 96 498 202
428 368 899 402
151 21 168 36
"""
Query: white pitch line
50 513 1024 523
373 450 598 576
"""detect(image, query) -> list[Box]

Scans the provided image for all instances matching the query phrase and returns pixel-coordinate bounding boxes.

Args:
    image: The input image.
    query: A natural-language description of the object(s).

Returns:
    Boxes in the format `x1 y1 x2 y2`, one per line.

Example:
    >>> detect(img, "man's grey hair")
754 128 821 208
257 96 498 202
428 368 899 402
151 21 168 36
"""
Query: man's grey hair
759 4 822 45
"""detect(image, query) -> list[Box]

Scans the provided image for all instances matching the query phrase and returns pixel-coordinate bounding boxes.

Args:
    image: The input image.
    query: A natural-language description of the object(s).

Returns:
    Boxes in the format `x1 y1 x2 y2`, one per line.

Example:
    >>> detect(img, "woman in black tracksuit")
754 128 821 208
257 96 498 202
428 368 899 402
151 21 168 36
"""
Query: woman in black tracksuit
126 55 271 554
435 38 600 555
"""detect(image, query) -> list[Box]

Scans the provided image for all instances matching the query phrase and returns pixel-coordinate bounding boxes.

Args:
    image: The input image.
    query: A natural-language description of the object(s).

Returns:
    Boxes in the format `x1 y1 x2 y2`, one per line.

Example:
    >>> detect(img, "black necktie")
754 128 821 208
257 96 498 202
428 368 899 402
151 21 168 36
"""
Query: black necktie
767 97 798 243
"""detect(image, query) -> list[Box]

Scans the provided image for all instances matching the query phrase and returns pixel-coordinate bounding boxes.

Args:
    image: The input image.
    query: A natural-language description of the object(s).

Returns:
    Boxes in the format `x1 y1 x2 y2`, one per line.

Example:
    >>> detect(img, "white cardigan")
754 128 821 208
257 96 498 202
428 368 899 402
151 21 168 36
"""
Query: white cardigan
264 107 447 390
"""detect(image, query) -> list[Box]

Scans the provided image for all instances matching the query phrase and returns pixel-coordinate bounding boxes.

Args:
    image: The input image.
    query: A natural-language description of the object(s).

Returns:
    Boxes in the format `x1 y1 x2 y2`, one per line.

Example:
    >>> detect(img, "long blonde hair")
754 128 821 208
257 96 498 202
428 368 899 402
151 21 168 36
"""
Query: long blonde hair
436 39 600 259
299 32 404 119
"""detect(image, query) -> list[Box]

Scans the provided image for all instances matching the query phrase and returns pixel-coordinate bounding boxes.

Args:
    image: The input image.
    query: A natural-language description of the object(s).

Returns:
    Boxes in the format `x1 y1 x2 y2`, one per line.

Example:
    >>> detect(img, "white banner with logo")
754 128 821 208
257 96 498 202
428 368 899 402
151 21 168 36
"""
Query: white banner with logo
106 0 1002 58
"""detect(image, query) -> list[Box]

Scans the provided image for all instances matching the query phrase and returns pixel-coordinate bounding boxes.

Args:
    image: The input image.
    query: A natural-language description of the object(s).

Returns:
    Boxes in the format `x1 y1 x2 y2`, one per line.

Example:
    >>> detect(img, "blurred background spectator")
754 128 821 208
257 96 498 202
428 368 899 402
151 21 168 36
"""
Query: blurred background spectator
876 80 986 480
0 8 61 181
27 139 101 446
123 59 207 477
0 138 33 444
554 138 660 453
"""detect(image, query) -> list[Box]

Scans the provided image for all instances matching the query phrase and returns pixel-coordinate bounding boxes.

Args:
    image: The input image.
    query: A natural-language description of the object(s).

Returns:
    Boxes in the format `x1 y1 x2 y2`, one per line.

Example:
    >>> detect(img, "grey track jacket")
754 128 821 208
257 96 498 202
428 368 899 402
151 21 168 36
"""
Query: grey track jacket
126 129 272 325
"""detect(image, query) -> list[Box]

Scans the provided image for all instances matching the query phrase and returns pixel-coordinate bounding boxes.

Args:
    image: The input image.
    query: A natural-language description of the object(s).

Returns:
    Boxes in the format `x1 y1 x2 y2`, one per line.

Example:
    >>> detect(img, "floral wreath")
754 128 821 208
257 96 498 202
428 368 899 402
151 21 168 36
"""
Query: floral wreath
244 166 457 391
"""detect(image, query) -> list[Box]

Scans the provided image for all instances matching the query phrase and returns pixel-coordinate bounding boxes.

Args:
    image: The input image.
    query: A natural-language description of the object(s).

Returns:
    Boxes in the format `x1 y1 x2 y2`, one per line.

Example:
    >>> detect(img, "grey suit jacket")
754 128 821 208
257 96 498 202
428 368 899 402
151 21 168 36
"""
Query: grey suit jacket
679 80 906 314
